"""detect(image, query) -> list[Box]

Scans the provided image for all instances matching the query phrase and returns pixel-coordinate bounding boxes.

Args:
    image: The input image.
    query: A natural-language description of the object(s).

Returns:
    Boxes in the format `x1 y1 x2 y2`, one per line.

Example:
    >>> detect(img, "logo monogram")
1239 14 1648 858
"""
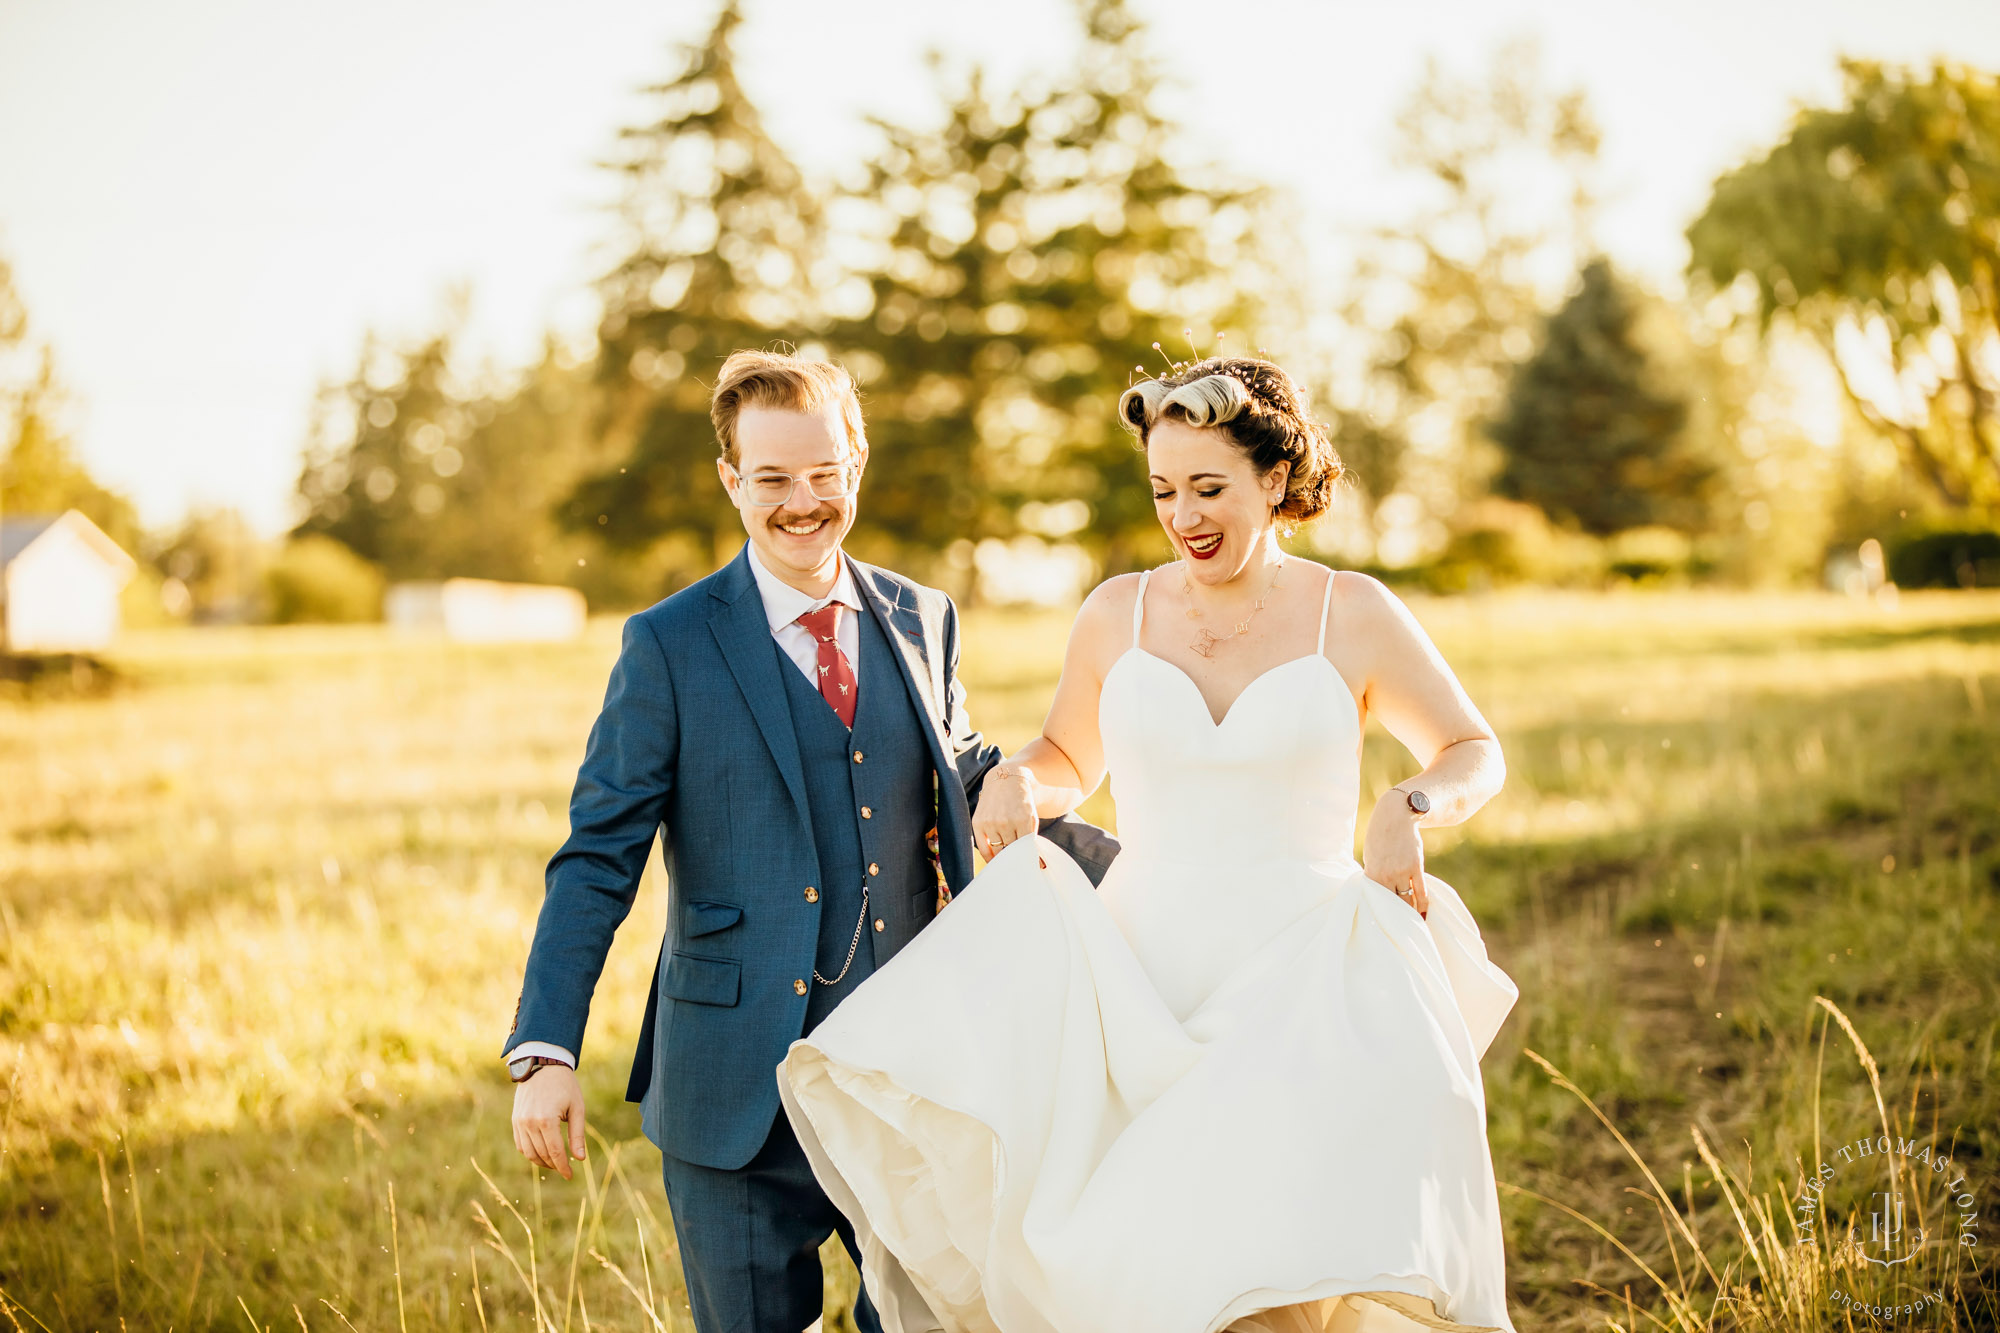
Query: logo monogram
1862 1191 1924 1266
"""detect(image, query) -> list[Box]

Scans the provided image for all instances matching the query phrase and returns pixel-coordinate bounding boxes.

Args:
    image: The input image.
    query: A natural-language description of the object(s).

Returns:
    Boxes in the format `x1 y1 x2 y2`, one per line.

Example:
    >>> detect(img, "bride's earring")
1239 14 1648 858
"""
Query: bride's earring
1269 501 1296 542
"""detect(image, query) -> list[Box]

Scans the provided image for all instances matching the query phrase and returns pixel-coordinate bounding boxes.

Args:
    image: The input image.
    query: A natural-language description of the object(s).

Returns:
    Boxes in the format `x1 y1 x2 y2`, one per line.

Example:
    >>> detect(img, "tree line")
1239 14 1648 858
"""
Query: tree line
292 0 1270 606
6 2 1997 620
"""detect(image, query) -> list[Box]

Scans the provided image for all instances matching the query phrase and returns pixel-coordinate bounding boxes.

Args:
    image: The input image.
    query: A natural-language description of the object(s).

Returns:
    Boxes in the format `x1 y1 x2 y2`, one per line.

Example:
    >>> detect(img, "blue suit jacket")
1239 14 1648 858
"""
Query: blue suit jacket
507 544 1119 1170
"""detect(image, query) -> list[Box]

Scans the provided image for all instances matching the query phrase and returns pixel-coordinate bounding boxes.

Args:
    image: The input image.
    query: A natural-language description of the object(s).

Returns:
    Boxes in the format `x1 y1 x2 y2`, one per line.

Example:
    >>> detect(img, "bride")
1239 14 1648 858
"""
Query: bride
778 356 1520 1333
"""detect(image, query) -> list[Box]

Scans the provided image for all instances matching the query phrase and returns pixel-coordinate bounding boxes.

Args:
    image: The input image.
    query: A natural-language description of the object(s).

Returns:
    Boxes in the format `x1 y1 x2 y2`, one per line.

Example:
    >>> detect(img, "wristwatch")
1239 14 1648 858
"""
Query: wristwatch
1399 787 1432 818
509 1054 566 1083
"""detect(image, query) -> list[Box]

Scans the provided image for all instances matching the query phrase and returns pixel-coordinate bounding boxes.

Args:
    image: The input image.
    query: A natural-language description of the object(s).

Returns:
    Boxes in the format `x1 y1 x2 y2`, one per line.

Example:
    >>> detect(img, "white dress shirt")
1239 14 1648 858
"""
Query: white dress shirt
504 544 867 1073
744 541 865 688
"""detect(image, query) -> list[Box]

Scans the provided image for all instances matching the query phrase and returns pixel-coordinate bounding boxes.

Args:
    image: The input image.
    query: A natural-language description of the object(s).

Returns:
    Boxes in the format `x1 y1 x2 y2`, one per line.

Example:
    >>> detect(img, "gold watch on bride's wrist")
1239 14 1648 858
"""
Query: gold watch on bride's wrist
1392 785 1431 820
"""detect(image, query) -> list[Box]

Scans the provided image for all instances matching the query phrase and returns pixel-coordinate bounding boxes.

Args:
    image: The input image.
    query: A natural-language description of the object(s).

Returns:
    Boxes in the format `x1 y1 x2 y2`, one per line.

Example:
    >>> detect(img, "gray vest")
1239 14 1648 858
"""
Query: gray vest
774 602 935 1032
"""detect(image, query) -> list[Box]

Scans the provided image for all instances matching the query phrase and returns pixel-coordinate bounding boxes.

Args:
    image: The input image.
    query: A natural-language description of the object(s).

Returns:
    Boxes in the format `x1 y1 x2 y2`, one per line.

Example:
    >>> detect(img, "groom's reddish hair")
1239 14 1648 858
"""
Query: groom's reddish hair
710 348 869 465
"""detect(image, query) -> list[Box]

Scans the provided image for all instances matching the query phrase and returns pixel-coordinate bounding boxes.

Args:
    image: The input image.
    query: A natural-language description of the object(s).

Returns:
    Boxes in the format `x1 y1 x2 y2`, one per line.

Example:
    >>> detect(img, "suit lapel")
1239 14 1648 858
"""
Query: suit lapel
852 560 951 771
853 558 984 892
707 547 811 827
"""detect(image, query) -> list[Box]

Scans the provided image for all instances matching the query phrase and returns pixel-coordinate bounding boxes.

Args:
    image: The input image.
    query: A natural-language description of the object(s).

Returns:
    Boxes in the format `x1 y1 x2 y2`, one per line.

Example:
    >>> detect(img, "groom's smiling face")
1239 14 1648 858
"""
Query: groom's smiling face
721 403 866 592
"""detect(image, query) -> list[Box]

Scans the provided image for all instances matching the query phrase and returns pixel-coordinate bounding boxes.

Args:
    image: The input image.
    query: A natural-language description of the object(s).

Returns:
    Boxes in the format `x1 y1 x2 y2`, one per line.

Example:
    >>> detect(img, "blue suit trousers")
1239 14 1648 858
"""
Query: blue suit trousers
661 1110 884 1333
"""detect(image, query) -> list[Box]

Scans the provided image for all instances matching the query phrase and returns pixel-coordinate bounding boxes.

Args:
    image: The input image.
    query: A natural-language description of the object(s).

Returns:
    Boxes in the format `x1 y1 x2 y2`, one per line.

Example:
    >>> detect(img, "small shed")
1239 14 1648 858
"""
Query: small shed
0 509 138 654
385 577 586 643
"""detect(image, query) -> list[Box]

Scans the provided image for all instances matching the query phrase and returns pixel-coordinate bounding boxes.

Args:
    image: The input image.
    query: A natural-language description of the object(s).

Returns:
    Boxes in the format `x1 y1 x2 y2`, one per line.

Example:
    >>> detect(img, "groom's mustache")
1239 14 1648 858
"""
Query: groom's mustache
769 505 840 530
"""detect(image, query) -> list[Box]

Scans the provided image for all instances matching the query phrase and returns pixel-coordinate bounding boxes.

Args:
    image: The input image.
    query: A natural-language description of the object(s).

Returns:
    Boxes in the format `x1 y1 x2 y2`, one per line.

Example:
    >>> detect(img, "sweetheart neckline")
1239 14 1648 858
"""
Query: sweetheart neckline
1108 647 1362 732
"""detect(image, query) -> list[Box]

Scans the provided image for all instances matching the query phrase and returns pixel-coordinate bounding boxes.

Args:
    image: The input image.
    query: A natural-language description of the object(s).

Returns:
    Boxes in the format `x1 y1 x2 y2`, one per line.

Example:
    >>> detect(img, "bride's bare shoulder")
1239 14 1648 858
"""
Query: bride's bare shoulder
1069 571 1149 661
1084 570 1146 609
1328 569 1438 652
1328 568 1399 617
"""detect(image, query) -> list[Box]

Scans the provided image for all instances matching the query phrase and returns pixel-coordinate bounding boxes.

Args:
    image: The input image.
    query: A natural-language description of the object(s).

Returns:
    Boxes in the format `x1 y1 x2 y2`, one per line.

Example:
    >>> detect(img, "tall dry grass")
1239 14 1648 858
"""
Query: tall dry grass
1508 991 1987 1332
2 587 1996 1329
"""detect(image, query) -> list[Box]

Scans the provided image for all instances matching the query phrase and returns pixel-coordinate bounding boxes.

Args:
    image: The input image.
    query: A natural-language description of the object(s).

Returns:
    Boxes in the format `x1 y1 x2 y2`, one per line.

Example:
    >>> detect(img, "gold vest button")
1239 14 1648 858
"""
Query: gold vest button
868 862 880 876
853 750 864 763
860 806 872 819
873 919 885 932
792 979 807 996
804 885 819 903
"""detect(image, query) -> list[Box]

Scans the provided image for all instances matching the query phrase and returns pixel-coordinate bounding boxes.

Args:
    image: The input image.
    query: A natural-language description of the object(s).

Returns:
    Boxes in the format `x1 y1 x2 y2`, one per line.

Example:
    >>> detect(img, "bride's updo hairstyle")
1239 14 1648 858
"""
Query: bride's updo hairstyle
1117 357 1343 524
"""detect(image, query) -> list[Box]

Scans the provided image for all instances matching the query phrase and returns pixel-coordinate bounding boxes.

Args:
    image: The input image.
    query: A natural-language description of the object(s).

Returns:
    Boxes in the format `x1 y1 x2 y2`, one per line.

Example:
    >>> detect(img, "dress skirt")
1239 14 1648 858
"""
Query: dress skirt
778 835 1520 1333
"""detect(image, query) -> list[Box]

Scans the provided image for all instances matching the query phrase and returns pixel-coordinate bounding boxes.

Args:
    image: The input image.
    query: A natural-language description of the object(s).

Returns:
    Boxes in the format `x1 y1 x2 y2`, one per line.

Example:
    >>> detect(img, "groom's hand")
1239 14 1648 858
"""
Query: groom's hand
972 763 1038 859
512 1065 587 1179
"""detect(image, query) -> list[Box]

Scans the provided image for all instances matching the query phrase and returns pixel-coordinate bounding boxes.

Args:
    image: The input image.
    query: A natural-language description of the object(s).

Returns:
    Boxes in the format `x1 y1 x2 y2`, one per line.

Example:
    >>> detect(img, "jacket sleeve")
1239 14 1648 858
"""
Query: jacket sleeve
504 612 677 1061
942 595 1122 889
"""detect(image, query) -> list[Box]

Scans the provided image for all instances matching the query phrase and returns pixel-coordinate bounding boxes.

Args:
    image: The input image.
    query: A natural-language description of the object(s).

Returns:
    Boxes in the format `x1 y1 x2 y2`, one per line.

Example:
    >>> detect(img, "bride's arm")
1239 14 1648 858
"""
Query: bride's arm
971 576 1132 853
1340 575 1503 913
1347 573 1505 827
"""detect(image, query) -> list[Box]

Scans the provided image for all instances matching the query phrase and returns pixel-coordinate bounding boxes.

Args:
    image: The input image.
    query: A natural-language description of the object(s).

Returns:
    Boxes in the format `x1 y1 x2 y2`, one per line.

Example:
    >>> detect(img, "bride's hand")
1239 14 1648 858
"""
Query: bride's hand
1362 795 1430 916
972 764 1038 860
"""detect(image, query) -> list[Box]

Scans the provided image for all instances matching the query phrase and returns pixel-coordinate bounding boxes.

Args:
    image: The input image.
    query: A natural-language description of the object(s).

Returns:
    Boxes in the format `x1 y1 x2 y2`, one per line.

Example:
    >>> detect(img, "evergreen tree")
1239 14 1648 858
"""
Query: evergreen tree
565 0 824 580
1342 41 1602 542
1488 258 1708 535
458 342 655 607
291 322 649 602
827 0 1265 579
293 321 472 577
297 2 823 601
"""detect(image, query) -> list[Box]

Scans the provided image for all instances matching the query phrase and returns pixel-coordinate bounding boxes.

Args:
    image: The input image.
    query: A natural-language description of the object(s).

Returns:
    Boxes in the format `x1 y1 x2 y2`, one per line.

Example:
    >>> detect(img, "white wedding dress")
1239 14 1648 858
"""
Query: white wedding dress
779 567 1520 1333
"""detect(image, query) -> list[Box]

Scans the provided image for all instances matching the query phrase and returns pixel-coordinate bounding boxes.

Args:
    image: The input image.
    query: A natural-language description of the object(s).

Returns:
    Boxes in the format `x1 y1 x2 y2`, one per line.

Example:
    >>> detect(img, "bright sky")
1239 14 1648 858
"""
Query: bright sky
3 0 1997 533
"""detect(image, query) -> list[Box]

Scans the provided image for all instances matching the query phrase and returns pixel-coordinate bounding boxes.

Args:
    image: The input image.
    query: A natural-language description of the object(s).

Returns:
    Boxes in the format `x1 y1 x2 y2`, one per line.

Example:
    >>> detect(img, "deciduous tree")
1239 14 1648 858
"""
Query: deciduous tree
1688 60 2000 510
0 256 140 550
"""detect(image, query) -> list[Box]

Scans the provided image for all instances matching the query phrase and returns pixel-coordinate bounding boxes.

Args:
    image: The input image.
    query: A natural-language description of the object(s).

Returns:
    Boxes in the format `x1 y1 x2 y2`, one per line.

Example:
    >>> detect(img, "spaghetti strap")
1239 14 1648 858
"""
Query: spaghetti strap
1132 569 1153 649
1315 565 1337 655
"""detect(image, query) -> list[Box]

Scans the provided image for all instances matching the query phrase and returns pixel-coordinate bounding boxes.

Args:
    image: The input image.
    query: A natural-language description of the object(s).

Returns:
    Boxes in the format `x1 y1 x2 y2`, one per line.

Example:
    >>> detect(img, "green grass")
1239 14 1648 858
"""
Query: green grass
2 588 1997 1330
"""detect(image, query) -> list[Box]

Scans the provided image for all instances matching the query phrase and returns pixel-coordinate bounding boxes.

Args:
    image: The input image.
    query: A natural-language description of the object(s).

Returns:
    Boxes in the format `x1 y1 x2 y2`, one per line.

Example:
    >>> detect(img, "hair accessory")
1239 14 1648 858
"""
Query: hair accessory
1129 329 1228 387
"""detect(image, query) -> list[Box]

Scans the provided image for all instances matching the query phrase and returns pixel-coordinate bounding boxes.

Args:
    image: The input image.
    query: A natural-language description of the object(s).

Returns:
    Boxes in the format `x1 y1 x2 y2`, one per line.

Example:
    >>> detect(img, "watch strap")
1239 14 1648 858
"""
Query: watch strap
509 1054 566 1083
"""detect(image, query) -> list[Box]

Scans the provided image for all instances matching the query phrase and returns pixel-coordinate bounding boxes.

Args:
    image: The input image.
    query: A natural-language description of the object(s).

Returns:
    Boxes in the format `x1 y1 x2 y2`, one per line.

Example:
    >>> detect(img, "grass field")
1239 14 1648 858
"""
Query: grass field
2 584 1997 1331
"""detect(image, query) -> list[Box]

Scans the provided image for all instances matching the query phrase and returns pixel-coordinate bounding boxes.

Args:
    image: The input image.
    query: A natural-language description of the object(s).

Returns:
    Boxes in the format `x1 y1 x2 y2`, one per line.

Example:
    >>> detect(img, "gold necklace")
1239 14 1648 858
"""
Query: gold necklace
1182 557 1284 658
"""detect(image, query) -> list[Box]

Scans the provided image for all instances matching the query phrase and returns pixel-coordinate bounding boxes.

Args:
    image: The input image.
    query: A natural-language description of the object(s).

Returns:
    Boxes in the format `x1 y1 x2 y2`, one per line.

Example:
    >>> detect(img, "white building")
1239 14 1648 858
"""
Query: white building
0 509 137 654
385 577 586 643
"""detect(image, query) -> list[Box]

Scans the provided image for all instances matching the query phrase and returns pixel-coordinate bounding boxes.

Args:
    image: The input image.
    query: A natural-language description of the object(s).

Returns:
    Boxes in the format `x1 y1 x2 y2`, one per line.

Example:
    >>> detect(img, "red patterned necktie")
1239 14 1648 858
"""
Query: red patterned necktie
795 604 857 728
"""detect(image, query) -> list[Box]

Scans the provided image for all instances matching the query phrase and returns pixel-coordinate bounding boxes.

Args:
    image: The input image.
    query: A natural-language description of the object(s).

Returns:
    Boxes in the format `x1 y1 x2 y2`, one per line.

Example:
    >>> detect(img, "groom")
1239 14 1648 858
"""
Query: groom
502 349 1118 1333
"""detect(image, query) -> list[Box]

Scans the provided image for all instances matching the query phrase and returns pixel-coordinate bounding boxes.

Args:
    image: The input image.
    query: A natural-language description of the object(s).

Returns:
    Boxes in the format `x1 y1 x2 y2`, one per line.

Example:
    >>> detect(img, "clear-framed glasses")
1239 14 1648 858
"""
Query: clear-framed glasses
727 462 862 507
